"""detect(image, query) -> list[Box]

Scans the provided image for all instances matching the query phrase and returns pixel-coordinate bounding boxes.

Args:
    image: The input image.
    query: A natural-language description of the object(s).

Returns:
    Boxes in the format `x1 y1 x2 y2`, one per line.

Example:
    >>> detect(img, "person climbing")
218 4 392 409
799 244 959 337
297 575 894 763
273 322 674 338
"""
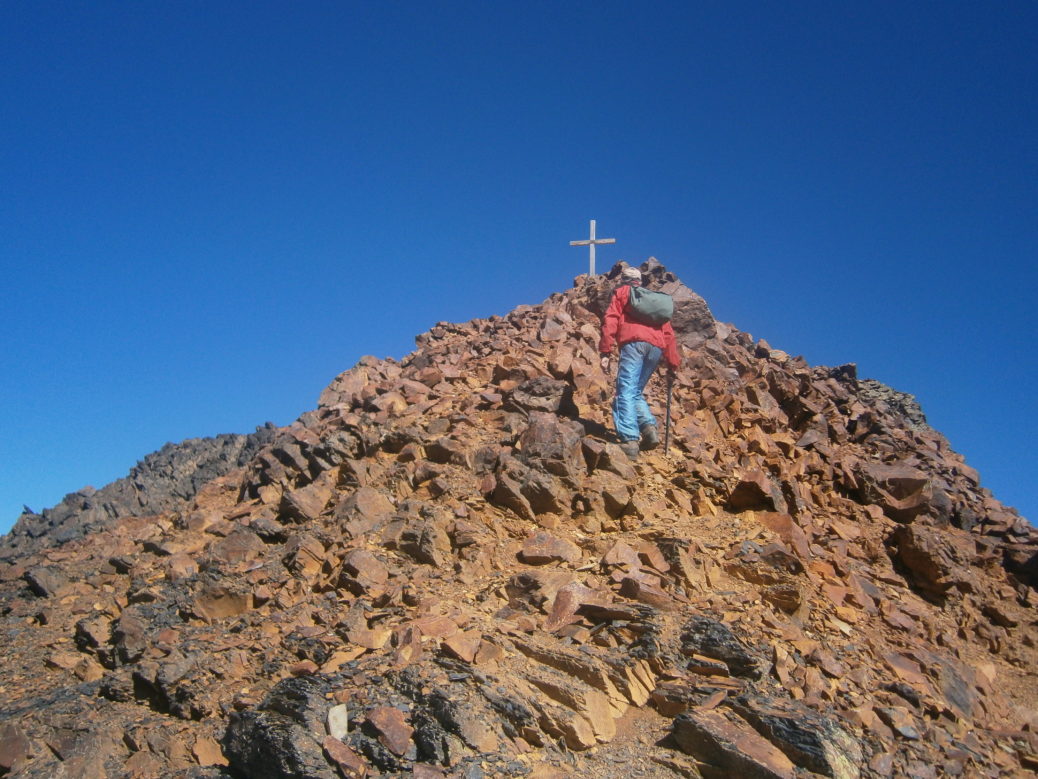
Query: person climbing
599 265 680 458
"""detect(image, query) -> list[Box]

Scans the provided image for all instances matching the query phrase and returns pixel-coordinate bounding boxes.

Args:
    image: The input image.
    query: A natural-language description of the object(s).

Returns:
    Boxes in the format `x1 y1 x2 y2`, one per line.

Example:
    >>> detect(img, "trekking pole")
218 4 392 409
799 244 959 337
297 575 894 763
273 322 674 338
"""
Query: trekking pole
664 371 673 454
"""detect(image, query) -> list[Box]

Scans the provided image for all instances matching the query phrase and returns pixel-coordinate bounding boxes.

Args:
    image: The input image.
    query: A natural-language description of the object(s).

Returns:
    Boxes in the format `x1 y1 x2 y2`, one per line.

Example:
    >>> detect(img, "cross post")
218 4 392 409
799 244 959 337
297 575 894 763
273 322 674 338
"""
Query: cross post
569 219 615 277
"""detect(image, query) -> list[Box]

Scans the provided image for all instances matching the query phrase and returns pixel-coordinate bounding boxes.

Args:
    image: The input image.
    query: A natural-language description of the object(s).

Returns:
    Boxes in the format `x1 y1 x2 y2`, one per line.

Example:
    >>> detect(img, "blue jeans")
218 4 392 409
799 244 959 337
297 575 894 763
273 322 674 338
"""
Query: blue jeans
612 341 662 442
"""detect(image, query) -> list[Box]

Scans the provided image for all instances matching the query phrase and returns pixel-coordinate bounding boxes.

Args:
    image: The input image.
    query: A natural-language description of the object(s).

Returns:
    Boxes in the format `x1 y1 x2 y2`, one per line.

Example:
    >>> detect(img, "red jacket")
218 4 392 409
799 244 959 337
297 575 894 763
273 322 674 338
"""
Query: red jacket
599 284 681 369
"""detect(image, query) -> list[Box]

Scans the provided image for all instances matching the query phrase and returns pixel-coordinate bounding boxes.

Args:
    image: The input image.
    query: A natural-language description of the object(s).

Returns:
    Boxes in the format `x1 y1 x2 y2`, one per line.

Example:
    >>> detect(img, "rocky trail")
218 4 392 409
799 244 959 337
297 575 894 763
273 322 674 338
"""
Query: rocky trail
1 260 1035 778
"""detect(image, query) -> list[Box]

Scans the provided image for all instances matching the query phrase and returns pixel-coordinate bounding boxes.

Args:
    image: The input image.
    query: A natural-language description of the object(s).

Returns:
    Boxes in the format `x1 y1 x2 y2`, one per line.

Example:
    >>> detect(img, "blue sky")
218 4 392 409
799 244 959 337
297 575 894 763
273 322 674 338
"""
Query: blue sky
2 1 1035 534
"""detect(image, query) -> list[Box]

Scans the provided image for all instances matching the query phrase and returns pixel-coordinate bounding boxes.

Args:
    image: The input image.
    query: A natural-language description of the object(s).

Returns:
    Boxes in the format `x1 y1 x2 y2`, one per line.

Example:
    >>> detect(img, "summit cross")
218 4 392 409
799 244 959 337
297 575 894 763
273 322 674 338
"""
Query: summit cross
569 219 615 277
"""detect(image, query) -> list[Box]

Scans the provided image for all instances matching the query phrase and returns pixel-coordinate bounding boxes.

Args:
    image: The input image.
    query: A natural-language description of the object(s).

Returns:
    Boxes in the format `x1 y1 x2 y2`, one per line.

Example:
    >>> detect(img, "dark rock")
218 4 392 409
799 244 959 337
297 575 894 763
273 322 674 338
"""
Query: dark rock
729 696 863 778
3 425 275 556
680 616 762 679
223 676 337 779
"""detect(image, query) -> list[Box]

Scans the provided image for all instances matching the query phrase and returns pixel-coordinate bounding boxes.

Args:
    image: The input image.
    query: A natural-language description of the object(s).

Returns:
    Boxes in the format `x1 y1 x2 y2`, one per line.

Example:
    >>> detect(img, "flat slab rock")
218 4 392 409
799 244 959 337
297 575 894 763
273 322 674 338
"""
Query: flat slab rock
673 708 796 779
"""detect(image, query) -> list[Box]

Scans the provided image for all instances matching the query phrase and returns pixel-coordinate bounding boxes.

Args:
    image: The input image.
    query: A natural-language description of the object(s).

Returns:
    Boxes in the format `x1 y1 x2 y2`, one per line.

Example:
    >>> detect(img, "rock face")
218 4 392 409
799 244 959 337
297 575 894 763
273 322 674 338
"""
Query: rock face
1 260 1036 778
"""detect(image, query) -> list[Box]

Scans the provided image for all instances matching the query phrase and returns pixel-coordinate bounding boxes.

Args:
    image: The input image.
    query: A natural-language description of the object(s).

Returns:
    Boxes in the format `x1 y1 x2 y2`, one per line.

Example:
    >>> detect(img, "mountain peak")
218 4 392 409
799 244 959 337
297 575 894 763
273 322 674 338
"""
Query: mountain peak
1 260 1034 777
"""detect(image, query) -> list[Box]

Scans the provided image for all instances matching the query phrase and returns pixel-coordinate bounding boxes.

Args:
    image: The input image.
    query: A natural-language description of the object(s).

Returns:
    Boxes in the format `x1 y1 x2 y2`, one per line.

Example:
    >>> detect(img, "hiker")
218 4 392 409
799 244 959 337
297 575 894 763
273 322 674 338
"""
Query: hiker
599 265 680 458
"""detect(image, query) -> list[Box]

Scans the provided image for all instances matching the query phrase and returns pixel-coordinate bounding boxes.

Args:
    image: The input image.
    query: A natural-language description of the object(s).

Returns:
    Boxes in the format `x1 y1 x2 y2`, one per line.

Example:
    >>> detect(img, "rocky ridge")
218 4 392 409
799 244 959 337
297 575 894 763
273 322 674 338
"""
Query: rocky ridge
5 426 277 556
1 260 1035 778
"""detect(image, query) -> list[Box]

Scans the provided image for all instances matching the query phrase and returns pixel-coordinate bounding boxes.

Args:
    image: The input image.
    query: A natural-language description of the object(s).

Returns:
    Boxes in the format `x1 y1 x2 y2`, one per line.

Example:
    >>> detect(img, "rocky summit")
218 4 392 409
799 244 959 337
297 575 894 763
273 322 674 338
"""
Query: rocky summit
1 260 1036 779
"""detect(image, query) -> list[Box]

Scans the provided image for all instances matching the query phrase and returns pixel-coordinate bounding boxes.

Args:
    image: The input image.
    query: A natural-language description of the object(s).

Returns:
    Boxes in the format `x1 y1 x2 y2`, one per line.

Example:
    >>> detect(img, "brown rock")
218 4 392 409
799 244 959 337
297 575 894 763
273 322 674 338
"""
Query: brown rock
282 533 326 579
165 553 199 581
751 512 812 561
413 764 447 778
543 581 602 632
289 660 319 676
191 585 252 622
369 390 408 416
595 443 638 480
490 471 535 520
192 735 228 767
279 480 334 523
74 615 112 658
507 377 579 417
601 540 641 569
475 641 506 665
124 750 164 777
399 520 452 567
762 582 804 614
506 570 576 612
532 697 598 750
23 565 70 598
524 669 616 742
518 411 585 478
366 706 414 756
425 437 471 467
619 576 675 608
410 615 459 639
596 472 632 518
333 486 395 535
857 462 935 522
672 708 796 778
442 630 482 663
0 723 31 773
339 549 389 594
323 736 368 777
210 527 266 565
651 682 700 716
112 611 148 664
726 470 787 514
346 627 392 650
875 705 921 740
520 531 581 565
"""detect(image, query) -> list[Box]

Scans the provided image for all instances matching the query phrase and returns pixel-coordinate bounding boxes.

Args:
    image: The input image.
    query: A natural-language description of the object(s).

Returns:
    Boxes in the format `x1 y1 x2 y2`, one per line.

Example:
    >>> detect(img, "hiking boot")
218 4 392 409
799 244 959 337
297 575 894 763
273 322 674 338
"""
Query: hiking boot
619 440 640 459
639 424 659 451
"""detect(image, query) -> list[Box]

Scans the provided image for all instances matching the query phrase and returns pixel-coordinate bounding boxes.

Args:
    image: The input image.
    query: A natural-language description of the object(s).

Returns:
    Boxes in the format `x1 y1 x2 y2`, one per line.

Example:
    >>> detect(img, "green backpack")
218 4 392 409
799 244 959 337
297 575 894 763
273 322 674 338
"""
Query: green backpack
626 286 674 325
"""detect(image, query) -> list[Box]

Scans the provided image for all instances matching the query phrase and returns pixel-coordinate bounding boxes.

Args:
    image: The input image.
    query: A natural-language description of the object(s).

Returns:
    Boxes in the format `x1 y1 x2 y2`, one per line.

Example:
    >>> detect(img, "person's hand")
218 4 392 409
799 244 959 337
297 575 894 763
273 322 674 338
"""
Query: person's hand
600 355 610 372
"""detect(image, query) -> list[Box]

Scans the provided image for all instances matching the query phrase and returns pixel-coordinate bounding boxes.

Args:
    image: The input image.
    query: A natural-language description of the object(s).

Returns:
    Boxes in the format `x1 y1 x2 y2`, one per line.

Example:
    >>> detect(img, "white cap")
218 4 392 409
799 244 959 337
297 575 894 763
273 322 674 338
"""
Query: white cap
621 266 642 281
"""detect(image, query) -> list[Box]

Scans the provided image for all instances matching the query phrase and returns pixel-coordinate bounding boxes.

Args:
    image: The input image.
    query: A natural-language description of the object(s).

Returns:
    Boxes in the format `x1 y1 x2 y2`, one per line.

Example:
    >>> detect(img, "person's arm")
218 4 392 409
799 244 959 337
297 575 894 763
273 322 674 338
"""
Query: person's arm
599 286 627 355
662 321 680 371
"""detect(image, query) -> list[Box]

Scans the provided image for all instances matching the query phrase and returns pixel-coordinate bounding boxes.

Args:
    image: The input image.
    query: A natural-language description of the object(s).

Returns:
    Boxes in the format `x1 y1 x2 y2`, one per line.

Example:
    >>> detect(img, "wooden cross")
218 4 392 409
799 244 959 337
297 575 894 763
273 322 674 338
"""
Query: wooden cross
569 219 615 277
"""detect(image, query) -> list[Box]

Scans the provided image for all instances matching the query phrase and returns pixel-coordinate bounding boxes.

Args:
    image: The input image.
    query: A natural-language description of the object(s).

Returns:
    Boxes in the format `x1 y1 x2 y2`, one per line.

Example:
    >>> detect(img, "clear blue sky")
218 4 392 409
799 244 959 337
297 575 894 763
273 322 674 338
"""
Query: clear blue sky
2 1 1035 534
